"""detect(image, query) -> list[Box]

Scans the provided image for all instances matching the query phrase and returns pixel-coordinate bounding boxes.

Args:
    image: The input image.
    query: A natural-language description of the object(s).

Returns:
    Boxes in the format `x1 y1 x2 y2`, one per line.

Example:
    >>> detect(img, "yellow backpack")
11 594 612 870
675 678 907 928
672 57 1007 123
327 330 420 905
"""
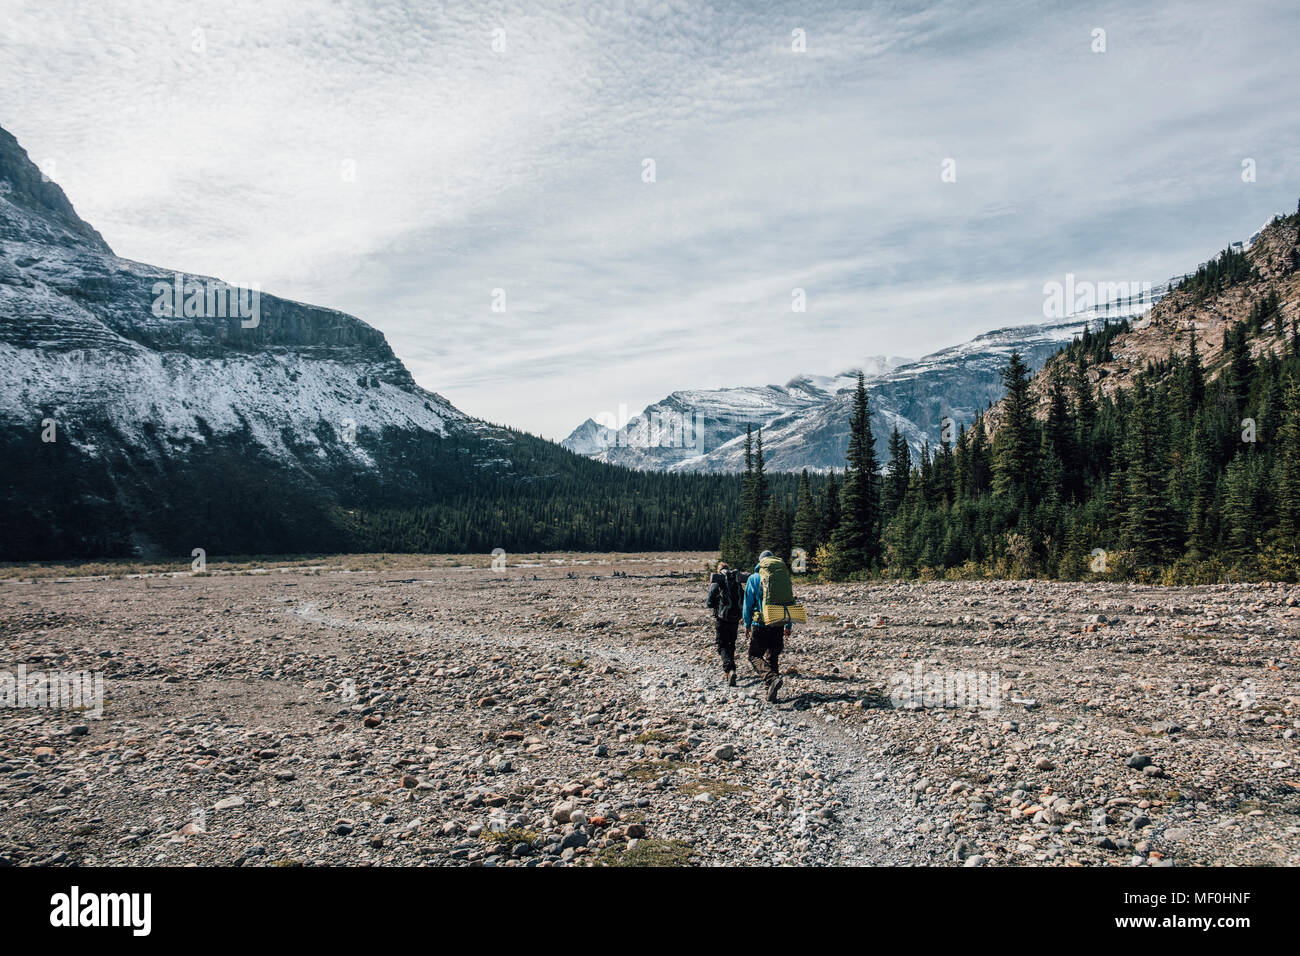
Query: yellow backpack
757 556 807 626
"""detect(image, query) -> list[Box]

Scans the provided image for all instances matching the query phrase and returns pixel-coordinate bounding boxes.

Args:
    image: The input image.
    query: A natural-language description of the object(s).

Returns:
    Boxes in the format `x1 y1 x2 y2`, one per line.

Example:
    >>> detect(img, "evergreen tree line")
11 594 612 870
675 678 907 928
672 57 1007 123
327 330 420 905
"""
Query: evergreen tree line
349 436 815 556
723 297 1300 581
3 415 814 561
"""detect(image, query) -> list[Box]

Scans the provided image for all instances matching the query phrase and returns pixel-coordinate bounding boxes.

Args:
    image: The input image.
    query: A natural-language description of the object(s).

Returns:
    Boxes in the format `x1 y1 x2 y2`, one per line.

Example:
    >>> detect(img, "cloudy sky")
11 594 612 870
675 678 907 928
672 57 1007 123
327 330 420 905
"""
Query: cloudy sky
3 0 1299 439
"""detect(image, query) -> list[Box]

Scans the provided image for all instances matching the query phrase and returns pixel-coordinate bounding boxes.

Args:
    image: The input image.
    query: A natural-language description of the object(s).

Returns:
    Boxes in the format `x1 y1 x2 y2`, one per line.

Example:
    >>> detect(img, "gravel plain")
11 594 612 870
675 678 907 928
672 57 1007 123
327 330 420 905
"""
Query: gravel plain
1 552 1297 867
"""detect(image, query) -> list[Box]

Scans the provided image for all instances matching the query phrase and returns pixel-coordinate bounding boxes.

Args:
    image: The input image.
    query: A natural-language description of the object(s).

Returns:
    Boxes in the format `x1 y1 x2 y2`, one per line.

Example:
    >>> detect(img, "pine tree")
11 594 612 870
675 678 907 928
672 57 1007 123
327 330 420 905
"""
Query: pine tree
971 415 993 497
762 496 793 566
819 472 841 549
1257 364 1282 449
934 435 956 507
1122 379 1177 563
918 442 934 507
1186 324 1205 408
1225 322 1255 410
829 372 881 574
883 427 911 519
992 352 1038 502
1186 419 1217 559
1072 354 1098 436
1043 372 1078 500
740 426 768 562
1274 376 1300 545
1223 451 1260 555
719 522 747 569
791 468 820 566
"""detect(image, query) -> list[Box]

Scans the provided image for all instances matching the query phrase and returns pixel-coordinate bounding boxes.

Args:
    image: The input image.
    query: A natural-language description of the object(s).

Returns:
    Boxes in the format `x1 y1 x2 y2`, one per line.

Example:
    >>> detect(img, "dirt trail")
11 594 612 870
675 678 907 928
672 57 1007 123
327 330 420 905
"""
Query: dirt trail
293 595 918 864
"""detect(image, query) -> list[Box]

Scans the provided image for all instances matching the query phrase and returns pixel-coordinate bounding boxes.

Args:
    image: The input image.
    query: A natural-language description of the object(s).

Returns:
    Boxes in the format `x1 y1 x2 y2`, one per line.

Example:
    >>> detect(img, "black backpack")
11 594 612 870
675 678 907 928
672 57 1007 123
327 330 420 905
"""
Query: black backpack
715 570 742 622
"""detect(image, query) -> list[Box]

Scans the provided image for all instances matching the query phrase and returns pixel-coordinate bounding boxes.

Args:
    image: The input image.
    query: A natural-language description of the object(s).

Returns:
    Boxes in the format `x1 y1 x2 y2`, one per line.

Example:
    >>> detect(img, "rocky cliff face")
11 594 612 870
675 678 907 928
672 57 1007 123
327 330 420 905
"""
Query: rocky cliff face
1010 213 1300 425
0 124 487 558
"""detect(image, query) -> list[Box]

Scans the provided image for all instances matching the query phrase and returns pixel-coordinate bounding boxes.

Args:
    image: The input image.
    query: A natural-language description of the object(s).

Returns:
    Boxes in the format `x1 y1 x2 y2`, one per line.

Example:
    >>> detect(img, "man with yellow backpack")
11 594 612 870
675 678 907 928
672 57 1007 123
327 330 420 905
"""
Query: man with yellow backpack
742 550 805 703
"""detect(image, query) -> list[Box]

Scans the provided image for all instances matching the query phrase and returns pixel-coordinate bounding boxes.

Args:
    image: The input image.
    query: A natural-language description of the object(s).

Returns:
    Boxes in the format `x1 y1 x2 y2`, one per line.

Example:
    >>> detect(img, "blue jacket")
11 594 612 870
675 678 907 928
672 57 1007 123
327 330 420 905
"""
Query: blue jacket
742 565 764 627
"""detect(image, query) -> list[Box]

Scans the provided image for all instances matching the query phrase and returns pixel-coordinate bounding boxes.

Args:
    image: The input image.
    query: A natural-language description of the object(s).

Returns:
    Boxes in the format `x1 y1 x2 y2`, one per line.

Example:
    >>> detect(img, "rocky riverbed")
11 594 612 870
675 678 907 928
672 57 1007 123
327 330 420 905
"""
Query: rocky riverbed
1 553 1296 867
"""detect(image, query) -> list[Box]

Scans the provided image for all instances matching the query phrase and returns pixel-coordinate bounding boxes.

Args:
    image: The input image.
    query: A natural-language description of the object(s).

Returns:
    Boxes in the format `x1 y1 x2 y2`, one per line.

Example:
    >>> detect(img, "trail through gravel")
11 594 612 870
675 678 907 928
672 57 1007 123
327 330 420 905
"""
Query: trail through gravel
2 552 1296 867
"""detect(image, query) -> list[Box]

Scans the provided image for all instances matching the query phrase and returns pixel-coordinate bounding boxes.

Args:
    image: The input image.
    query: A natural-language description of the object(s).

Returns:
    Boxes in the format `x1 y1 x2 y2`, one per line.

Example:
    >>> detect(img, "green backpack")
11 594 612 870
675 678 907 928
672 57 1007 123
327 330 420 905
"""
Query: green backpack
758 555 794 607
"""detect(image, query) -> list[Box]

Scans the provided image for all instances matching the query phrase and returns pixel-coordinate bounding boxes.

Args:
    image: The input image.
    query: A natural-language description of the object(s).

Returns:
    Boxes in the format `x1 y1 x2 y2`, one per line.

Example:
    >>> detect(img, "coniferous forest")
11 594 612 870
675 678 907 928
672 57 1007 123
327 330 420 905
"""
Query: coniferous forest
727 208 1300 583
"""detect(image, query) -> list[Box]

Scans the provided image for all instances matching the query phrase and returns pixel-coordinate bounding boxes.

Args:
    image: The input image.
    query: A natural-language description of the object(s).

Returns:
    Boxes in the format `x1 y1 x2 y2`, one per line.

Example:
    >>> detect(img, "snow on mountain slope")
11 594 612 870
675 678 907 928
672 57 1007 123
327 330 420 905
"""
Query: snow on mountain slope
562 321 1098 474
674 320 1097 473
562 417 619 456
565 382 830 469
0 123 508 558
0 345 460 465
668 225 1270 475
562 357 906 469
0 124 466 467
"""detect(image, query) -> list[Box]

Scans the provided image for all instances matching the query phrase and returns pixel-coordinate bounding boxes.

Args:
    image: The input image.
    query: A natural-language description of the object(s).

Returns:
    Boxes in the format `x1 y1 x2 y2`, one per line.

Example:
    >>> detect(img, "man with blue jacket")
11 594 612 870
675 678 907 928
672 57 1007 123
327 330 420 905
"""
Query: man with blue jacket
743 550 790 703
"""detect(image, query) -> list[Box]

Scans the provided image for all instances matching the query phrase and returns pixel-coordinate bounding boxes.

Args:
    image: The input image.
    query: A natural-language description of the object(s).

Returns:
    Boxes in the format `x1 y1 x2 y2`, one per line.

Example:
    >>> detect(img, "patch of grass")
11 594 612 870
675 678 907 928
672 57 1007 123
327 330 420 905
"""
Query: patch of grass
1234 799 1269 814
599 838 696 867
480 827 538 845
635 729 676 744
626 760 688 782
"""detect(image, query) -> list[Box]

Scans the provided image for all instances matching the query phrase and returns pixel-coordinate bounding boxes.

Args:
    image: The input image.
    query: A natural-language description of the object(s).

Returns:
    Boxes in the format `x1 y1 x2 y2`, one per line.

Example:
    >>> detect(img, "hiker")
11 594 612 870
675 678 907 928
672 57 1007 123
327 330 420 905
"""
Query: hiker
706 561 743 686
743 550 794 702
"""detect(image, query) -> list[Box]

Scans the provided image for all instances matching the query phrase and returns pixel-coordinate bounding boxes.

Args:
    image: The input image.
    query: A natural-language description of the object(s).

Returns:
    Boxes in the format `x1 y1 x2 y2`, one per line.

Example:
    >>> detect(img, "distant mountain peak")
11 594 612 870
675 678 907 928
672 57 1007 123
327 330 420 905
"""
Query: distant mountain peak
561 322 1102 473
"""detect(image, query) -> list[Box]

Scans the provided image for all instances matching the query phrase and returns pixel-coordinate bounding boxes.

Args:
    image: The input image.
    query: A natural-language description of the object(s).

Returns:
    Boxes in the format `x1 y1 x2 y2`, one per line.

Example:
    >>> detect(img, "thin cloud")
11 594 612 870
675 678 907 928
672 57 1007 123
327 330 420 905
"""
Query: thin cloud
2 0 1297 439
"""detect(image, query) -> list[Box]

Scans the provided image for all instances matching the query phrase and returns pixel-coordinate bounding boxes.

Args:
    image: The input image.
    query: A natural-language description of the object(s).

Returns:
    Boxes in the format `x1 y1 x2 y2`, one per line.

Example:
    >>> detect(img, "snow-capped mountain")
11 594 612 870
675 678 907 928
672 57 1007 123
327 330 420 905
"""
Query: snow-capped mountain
561 357 906 469
0 124 498 557
562 322 1101 473
564 379 837 470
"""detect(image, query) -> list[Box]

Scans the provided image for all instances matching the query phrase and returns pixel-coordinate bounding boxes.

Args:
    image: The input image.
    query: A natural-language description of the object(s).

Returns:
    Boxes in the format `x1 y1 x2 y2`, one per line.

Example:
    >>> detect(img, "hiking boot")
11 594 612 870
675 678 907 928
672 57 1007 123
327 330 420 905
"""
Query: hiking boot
726 670 737 687
766 675 783 703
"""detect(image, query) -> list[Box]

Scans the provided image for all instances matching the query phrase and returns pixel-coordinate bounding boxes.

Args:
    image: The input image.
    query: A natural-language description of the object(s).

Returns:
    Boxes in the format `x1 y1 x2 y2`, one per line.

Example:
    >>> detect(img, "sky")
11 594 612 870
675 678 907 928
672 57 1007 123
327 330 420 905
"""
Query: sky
2 0 1299 439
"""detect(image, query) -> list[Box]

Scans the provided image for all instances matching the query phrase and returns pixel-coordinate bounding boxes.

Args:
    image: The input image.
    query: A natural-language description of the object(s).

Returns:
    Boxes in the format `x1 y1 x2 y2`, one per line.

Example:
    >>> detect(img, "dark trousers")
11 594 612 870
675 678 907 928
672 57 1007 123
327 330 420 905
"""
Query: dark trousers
748 625 785 685
714 617 739 672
